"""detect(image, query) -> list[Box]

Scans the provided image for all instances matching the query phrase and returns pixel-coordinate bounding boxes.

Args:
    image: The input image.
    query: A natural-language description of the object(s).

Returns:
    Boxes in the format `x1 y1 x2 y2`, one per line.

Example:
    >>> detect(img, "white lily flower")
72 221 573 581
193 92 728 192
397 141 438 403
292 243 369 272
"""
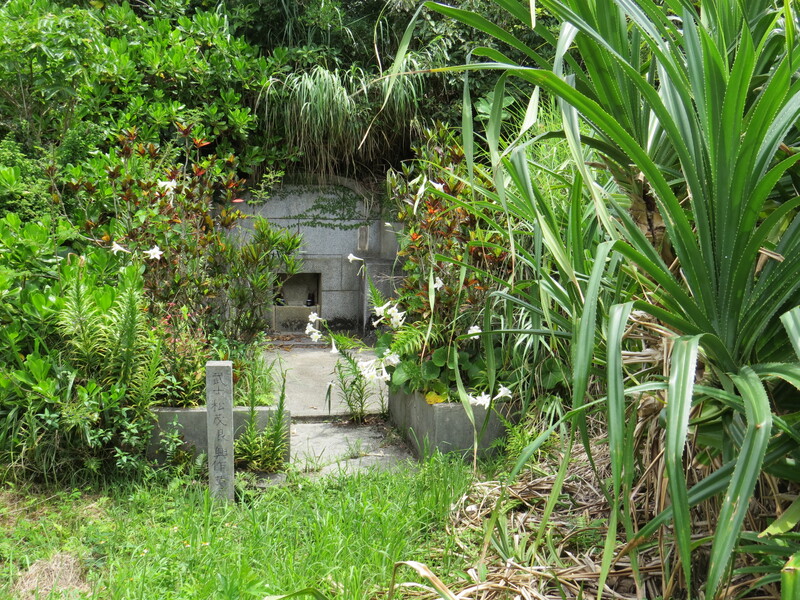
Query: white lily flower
494 385 512 400
330 338 339 354
110 242 130 255
305 322 317 335
468 325 482 336
310 331 322 343
431 181 445 193
157 180 177 192
390 312 405 329
374 302 392 318
347 253 363 263
144 245 163 260
308 312 319 323
433 277 444 291
357 359 377 380
377 363 390 382
386 305 406 328
470 393 491 408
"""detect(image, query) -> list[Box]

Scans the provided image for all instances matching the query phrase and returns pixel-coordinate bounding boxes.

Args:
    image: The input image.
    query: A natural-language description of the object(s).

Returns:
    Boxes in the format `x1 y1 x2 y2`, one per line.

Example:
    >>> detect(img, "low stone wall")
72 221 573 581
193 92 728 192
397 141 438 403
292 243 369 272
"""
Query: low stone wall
388 390 510 458
148 406 291 463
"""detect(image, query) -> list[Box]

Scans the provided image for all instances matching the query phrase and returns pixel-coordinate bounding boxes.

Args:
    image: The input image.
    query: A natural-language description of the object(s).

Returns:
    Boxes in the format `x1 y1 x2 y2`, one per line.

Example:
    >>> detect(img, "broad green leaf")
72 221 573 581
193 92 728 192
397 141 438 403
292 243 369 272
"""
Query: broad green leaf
424 3 549 68
783 552 800 600
780 306 800 359
599 301 639 597
566 239 616 500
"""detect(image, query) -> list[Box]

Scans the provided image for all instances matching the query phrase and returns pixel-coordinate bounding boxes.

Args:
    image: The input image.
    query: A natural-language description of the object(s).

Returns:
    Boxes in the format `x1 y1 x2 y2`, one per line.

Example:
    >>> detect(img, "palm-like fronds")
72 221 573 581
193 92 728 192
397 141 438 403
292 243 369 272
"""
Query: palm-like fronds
263 62 423 174
420 0 800 596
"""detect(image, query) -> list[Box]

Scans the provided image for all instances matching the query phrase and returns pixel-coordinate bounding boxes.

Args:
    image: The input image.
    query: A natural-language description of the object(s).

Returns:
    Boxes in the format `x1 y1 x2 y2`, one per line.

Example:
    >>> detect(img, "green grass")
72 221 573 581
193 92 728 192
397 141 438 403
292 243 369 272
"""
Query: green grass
0 456 473 600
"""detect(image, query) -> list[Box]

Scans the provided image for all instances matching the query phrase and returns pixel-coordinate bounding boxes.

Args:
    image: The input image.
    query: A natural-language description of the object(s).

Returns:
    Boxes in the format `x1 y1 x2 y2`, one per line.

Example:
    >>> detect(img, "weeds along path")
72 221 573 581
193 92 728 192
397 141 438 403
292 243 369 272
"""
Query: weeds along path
265 342 413 477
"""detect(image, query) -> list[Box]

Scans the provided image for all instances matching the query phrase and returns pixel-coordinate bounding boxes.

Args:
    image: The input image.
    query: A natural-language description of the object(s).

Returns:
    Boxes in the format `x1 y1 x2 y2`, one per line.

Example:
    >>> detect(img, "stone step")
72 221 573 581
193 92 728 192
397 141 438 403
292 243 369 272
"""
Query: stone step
290 421 413 476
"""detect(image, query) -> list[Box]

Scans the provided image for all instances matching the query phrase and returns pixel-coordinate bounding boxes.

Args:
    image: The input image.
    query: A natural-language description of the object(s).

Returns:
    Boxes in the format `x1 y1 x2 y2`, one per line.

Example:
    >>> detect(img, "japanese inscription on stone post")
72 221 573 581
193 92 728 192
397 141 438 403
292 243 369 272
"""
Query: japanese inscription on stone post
206 361 234 501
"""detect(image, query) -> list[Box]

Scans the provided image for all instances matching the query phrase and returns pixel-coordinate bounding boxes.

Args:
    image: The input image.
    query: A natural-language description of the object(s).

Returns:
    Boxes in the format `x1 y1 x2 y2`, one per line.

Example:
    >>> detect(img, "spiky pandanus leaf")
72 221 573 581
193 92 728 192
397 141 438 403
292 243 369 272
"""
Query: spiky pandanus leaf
419 0 800 597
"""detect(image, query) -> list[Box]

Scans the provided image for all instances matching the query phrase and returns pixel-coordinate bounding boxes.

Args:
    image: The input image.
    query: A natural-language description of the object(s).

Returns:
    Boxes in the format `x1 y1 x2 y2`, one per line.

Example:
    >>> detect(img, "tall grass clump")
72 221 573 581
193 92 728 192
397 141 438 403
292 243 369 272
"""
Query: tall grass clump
263 57 424 175
0 456 472 599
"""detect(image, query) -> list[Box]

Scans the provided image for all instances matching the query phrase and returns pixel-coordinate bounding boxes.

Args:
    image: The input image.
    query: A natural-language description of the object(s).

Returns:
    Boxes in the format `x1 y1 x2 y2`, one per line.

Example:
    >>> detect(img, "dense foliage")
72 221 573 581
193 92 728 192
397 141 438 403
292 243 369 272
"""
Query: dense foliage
409 0 800 597
4 0 799 596
0 0 557 482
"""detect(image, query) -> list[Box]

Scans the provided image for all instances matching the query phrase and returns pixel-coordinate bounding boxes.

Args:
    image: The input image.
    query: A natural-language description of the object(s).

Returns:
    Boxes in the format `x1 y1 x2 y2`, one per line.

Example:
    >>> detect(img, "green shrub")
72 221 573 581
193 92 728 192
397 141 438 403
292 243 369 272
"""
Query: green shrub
0 137 51 221
0 215 160 481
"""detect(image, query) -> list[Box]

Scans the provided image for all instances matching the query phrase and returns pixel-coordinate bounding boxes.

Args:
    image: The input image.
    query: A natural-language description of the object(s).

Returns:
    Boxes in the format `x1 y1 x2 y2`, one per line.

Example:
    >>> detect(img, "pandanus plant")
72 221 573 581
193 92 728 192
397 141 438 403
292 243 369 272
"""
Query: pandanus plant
402 0 800 596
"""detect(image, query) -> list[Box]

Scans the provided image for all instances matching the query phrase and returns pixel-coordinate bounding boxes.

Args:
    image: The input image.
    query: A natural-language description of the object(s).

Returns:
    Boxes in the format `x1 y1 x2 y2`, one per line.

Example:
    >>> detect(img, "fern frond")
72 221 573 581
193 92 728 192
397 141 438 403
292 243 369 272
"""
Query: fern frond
389 321 443 359
329 332 366 352
366 275 387 312
58 270 103 374
105 281 146 387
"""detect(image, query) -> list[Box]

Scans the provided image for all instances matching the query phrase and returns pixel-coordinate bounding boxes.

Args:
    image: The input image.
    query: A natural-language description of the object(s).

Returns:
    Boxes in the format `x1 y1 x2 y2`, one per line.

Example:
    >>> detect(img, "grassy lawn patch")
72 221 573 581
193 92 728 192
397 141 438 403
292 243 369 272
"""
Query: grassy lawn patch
0 456 472 600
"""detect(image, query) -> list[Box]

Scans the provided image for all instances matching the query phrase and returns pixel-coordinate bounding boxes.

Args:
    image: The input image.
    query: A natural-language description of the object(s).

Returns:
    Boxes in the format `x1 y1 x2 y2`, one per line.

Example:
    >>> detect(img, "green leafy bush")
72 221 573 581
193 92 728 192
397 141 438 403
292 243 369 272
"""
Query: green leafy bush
0 215 160 481
0 137 51 221
383 124 514 398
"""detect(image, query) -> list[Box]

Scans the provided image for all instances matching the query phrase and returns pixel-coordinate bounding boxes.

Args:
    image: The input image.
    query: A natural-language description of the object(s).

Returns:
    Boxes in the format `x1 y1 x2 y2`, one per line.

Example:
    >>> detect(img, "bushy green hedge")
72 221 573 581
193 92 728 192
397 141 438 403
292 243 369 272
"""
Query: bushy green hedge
0 138 51 222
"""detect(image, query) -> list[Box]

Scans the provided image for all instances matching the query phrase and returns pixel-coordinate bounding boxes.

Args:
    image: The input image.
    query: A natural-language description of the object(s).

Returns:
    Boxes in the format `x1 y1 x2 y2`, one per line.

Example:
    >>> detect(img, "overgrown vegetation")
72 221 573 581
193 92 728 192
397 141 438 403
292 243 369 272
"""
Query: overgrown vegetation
3 0 800 598
0 456 472 599
385 0 800 597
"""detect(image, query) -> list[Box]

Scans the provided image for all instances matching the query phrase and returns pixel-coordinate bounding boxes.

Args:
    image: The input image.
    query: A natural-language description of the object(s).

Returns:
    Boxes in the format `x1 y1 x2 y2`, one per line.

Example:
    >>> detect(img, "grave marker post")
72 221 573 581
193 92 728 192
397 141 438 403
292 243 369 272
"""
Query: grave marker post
206 360 234 501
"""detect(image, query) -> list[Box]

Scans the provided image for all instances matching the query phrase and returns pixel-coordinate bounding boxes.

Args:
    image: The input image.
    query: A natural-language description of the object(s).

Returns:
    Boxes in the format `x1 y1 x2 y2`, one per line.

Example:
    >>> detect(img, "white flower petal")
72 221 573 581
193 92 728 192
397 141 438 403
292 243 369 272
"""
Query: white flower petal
144 245 163 260
493 385 512 400
470 392 491 408
110 242 130 255
383 352 401 367
375 302 391 318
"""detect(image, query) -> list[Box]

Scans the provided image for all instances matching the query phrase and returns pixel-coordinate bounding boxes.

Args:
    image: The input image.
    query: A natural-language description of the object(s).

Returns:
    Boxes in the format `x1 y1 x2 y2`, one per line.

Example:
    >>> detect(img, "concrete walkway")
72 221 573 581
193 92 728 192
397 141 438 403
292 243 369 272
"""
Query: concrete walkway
266 342 414 476
266 345 386 419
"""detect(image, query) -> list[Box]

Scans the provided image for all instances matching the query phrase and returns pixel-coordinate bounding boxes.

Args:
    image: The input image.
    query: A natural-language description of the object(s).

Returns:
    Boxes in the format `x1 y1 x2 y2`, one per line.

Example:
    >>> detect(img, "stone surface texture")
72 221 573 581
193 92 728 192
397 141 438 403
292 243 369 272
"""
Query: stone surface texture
206 361 235 501
233 180 401 331
150 347 413 482
389 390 510 458
149 406 291 462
